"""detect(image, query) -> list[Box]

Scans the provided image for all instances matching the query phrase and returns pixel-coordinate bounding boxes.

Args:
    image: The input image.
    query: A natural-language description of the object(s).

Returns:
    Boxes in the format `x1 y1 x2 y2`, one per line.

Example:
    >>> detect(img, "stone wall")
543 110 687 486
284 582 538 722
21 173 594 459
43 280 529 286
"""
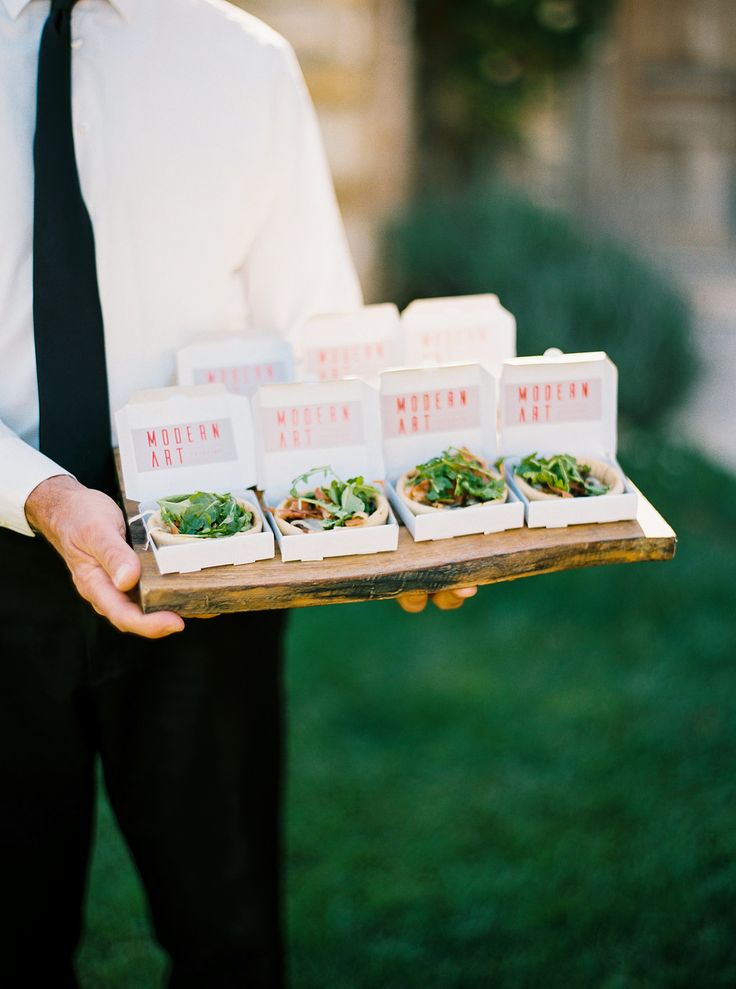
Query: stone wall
231 0 414 299
501 0 736 465
504 0 736 253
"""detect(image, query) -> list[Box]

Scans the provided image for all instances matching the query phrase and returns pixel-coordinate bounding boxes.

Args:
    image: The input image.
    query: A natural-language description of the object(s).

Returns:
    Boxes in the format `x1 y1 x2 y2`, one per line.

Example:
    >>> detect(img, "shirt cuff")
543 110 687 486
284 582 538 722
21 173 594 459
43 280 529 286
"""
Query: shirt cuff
0 434 72 537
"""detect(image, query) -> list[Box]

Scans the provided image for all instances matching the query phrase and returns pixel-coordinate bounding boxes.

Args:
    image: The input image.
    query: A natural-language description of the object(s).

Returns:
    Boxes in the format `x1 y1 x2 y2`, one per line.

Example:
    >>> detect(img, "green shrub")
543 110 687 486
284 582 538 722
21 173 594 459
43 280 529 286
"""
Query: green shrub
382 187 697 427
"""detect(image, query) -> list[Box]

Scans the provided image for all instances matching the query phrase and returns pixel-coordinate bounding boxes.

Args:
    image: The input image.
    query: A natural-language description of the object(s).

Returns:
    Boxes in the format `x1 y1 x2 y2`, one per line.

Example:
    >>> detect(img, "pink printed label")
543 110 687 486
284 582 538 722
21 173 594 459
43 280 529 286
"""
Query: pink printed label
304 342 390 381
261 401 364 452
503 379 602 426
193 362 288 396
414 327 489 362
381 385 481 438
132 419 237 472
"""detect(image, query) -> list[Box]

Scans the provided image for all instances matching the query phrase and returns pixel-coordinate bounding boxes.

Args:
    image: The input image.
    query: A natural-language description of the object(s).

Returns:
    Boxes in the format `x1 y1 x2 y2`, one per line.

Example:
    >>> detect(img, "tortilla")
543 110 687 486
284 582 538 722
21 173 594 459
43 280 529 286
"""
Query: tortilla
397 458 507 516
148 497 263 546
513 456 624 501
274 492 390 535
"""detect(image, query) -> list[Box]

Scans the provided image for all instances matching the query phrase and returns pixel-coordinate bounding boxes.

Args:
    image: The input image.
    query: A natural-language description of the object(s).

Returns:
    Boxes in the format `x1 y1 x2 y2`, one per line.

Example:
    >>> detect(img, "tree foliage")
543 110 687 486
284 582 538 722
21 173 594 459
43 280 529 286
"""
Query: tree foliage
413 0 616 180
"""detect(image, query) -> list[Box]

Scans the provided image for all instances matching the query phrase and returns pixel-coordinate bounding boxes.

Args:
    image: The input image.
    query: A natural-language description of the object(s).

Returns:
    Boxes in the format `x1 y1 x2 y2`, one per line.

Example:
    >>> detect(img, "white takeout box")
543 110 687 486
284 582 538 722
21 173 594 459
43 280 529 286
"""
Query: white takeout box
499 350 638 528
380 363 524 541
251 378 399 562
401 295 516 376
296 304 401 382
115 384 274 573
176 333 294 396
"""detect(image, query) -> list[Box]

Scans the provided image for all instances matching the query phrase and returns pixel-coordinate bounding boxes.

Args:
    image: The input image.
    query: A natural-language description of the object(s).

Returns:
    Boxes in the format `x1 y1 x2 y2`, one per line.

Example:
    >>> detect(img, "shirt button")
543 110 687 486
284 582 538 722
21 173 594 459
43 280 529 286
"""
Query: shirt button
71 39 84 49
76 121 90 134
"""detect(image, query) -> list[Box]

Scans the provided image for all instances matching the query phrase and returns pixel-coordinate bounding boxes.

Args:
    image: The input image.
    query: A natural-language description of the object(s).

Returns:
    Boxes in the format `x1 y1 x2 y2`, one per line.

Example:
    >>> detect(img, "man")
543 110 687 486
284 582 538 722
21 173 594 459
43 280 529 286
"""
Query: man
0 0 476 985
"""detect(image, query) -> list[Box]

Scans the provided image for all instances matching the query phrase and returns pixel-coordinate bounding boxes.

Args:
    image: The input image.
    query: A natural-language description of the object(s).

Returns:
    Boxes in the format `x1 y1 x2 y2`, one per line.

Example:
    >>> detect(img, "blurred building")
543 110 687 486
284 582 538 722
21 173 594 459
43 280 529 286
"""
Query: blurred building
504 0 736 463
232 0 413 300
511 0 736 252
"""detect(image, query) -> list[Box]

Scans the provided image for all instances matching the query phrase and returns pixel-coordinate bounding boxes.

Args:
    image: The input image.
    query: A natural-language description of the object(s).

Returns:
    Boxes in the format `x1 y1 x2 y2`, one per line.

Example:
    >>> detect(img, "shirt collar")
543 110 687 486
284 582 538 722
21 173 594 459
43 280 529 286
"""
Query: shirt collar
2 0 134 20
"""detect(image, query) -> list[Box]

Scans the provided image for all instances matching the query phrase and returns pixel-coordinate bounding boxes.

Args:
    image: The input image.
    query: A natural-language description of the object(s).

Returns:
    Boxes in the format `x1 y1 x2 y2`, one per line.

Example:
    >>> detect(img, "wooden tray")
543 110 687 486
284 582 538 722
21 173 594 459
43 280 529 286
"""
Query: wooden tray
119 461 676 615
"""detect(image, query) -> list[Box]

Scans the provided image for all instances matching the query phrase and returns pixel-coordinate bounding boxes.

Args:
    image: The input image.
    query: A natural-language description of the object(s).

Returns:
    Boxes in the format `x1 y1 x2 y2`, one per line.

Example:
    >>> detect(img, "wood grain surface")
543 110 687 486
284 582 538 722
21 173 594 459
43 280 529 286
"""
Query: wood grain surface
117 457 677 615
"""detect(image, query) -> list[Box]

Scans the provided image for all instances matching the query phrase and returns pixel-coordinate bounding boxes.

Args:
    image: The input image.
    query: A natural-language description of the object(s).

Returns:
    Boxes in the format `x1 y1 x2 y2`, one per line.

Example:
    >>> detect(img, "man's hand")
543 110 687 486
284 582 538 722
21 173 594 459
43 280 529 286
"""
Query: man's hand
397 586 478 614
25 475 185 639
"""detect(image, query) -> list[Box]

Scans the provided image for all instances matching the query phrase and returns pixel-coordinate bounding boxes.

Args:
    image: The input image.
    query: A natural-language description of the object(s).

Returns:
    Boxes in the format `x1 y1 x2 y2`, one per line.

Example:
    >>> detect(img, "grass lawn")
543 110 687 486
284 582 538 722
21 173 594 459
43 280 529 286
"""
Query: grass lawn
78 431 736 987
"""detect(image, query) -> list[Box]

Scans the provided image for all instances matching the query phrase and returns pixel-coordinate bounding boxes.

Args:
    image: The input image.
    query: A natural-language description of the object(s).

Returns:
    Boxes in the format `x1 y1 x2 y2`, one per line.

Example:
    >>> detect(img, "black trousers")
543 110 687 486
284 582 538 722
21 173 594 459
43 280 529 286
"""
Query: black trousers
0 526 287 988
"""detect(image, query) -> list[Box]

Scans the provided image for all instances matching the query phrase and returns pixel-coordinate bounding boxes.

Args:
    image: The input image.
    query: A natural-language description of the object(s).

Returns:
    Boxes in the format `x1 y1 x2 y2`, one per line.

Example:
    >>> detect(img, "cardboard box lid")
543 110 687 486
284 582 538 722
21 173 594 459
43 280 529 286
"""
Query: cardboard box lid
176 333 294 395
400 294 516 371
499 350 618 458
297 303 401 380
380 363 498 477
251 378 386 495
115 384 257 502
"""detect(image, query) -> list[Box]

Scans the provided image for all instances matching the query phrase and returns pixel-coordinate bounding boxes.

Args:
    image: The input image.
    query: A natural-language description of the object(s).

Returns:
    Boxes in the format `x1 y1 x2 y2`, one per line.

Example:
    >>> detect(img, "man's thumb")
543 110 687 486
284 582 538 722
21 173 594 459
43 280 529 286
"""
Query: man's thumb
91 526 140 591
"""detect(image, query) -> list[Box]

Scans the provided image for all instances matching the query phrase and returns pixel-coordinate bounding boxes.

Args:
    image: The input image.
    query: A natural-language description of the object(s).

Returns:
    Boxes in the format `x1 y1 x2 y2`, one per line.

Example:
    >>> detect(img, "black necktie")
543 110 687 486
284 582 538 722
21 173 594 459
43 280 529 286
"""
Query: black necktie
33 0 115 494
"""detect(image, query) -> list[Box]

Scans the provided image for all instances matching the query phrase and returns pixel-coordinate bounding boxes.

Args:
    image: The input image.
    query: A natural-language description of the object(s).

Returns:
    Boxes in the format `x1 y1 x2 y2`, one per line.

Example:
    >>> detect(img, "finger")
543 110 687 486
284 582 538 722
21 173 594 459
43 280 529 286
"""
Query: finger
113 553 142 593
453 586 478 599
83 569 184 638
79 521 141 591
397 590 428 614
431 587 478 611
431 594 465 610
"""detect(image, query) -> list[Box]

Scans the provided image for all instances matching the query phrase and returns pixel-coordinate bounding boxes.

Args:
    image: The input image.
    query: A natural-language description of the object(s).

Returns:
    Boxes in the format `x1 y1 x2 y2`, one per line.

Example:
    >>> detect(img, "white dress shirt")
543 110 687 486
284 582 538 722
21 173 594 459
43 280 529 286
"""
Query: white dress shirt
0 0 362 536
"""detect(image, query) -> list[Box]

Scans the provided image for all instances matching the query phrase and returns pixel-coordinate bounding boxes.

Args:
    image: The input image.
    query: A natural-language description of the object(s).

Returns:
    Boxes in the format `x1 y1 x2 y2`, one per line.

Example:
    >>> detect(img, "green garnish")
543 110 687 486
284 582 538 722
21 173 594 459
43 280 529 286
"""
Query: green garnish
157 491 253 537
516 453 609 497
405 446 505 507
287 465 380 530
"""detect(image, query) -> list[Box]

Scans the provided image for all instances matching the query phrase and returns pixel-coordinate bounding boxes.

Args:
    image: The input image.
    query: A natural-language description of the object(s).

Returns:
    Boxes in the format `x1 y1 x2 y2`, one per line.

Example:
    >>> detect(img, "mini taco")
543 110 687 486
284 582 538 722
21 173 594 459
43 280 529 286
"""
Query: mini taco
149 491 262 546
514 452 624 501
397 446 507 516
274 466 389 535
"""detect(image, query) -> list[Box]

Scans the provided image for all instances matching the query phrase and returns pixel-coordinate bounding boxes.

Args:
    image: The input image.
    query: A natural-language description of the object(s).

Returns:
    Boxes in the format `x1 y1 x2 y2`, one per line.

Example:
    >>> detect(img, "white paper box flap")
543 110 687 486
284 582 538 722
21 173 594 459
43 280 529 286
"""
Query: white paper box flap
297 304 401 381
115 384 257 502
176 333 294 396
401 295 516 373
380 363 498 478
252 379 386 496
499 350 618 457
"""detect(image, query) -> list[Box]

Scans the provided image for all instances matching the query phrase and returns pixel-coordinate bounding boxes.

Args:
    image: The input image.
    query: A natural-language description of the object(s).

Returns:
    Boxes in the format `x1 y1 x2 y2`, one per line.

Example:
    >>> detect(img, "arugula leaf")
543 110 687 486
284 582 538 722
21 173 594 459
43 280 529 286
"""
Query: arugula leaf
340 485 366 516
516 453 609 497
406 447 505 507
157 491 253 537
286 466 381 529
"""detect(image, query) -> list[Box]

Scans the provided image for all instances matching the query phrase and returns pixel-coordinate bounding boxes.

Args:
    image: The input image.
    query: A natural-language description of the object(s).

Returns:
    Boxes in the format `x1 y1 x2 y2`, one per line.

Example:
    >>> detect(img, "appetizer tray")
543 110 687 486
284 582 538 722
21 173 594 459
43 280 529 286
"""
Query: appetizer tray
117 457 677 615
